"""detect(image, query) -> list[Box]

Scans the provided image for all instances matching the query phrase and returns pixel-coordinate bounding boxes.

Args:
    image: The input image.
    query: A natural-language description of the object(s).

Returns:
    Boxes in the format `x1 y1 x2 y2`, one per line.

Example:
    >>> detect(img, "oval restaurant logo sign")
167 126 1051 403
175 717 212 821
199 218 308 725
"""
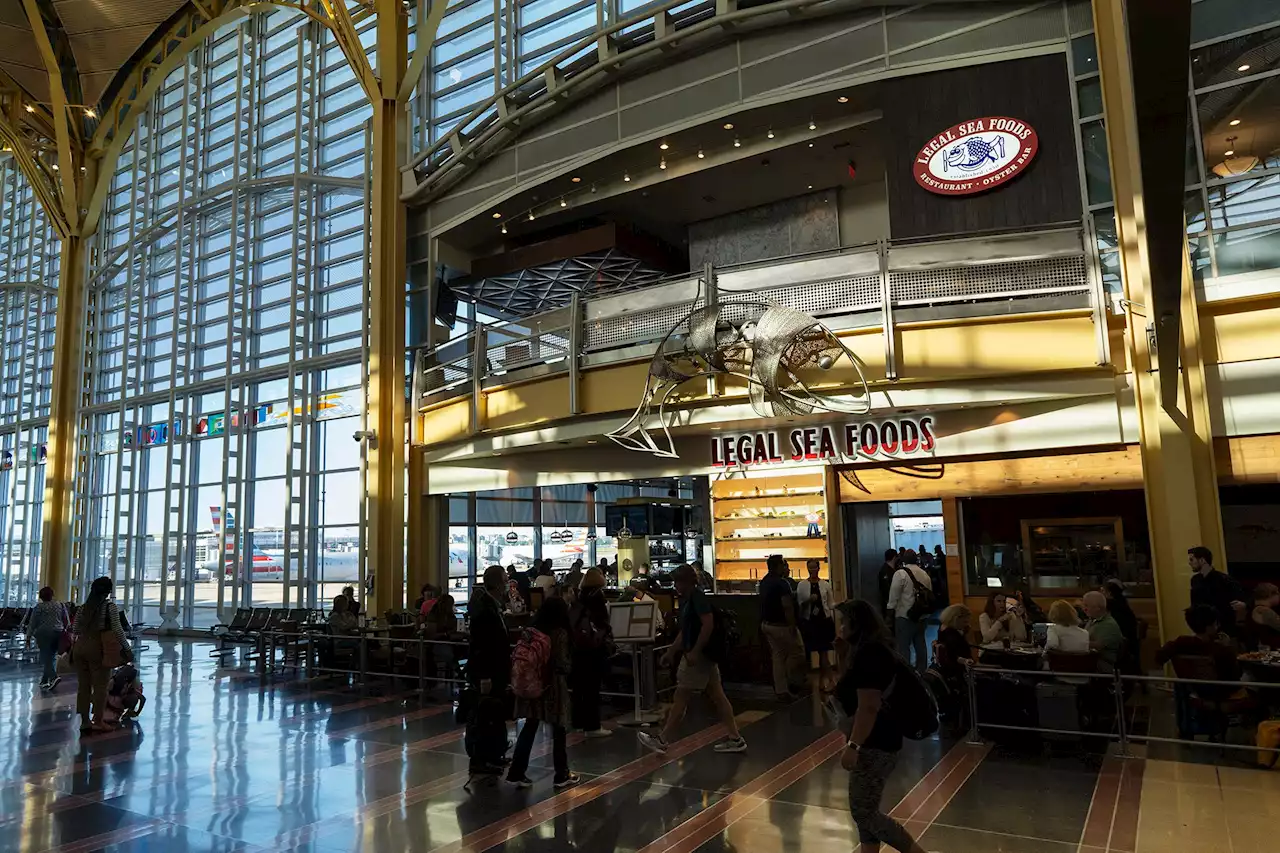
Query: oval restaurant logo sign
914 117 1039 196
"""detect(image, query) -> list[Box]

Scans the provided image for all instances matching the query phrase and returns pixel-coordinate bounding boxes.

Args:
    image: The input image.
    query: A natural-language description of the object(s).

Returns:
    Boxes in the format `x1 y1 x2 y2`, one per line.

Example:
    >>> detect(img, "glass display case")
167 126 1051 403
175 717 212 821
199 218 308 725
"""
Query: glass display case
1019 517 1124 593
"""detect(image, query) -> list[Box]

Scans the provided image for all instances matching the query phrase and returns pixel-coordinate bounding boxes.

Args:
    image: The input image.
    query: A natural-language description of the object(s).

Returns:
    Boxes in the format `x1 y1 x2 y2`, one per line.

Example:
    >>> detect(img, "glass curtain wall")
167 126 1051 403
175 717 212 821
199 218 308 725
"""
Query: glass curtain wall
1075 0 1280 288
76 8 373 629
0 159 60 607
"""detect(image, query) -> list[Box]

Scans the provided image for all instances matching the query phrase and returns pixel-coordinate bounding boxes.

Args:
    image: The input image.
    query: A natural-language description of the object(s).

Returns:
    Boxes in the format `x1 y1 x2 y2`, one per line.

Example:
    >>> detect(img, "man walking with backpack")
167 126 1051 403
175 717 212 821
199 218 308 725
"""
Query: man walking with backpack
886 549 934 673
833 599 932 853
638 564 746 755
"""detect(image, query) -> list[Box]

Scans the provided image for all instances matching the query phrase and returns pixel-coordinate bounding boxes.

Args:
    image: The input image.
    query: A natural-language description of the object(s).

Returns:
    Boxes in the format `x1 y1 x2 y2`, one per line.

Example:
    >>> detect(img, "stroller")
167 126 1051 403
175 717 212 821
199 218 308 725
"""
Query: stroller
104 663 146 725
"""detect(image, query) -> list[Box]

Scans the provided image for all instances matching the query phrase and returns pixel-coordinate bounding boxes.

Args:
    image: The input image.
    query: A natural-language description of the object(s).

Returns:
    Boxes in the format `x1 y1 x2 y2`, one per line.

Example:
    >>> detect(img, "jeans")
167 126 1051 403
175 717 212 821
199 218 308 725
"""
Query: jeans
761 623 805 695
895 616 928 673
35 630 60 683
848 747 917 849
508 718 568 781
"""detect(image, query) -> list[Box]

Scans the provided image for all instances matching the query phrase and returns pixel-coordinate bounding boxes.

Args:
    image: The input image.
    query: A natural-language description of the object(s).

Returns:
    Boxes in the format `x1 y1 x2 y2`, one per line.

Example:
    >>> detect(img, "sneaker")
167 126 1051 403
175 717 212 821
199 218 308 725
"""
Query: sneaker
506 775 534 789
38 681 50 691
584 728 612 738
637 731 669 754
553 773 581 790
48 676 61 691
713 737 747 754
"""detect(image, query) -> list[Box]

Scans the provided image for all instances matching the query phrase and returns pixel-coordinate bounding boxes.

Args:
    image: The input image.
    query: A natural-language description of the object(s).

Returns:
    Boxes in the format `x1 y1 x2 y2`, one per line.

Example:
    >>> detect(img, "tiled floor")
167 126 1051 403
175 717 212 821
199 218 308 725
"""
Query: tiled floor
1 640 1278 852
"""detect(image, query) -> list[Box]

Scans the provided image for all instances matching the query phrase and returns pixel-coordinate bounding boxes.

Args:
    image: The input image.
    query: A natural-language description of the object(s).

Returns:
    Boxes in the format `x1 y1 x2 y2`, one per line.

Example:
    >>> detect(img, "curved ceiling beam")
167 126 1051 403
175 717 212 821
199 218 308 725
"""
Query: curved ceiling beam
22 0 84 234
401 0 875 205
82 0 383 240
0 111 69 239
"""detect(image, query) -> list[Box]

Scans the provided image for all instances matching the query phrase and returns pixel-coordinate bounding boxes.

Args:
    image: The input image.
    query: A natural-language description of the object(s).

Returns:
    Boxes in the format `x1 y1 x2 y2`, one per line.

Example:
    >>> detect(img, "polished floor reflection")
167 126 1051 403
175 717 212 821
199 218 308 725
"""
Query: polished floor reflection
2 641 1278 852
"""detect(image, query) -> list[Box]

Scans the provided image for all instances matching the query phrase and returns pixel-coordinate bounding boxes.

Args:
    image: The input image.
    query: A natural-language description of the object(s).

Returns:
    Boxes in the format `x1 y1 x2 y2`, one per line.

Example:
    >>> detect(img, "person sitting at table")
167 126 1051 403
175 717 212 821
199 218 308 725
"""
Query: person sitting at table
979 591 1028 644
534 561 558 593
1156 604 1242 700
1083 591 1123 671
1251 583 1280 638
342 586 362 617
328 595 358 634
1045 599 1090 653
933 604 975 715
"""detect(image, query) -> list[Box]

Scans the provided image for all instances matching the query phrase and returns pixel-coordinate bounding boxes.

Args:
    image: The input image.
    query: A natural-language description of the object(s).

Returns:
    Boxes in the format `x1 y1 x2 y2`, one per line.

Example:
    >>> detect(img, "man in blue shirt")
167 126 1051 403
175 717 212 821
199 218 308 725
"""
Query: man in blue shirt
638 564 745 755
759 554 803 699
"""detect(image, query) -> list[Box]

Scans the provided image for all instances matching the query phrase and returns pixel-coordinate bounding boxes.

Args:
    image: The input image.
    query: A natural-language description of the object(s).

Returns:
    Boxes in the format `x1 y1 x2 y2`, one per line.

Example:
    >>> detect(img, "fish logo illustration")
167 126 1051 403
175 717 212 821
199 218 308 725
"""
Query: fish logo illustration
914 116 1038 196
944 135 1005 173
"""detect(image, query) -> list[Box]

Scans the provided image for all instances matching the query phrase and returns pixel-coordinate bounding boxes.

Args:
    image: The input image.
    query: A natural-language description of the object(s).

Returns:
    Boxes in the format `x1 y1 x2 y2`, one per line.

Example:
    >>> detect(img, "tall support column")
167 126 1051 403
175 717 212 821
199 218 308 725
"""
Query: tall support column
40 235 87 600
368 1 408 613
1093 0 1224 641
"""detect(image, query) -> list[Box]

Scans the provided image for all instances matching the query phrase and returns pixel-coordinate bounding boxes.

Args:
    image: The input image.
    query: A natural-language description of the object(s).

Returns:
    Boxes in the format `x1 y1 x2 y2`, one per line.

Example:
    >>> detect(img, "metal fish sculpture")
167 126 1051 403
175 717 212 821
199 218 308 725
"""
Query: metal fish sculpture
606 290 871 458
944 135 1005 173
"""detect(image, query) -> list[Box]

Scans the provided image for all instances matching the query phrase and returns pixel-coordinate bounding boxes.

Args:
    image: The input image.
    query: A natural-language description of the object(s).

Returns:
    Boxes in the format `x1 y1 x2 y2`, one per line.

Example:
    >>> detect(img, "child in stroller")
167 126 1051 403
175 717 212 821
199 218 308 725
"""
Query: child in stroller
104 663 146 725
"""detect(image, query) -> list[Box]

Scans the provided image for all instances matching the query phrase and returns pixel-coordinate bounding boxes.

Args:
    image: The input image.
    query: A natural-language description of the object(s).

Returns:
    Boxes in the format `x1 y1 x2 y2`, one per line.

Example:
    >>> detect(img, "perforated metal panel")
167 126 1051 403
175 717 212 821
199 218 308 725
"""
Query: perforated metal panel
760 274 881 315
889 255 1087 305
585 298 706 350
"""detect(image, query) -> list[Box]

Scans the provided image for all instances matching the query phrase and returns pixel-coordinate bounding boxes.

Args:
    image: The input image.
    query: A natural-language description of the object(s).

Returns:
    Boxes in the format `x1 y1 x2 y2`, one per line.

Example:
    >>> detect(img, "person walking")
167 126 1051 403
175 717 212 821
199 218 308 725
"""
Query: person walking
465 565 512 778
795 559 836 691
759 554 804 700
506 597 580 790
72 576 133 734
638 564 746 755
23 587 69 691
569 568 613 737
886 550 933 672
834 599 929 853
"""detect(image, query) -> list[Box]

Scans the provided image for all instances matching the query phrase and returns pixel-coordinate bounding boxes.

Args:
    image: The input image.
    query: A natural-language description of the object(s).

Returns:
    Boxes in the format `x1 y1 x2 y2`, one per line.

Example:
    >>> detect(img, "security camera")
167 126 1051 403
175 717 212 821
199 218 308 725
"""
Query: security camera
352 430 378 449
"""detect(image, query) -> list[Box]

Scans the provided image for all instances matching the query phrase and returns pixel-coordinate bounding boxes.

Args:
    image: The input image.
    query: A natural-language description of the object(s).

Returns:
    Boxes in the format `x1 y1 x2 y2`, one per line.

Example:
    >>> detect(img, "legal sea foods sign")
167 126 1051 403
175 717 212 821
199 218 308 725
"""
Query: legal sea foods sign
711 416 936 468
914 117 1038 196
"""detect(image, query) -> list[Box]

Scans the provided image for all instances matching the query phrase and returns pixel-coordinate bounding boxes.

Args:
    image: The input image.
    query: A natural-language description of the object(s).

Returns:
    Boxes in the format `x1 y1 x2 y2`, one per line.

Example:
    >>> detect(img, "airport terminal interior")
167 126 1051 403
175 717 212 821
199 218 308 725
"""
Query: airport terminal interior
4 0 1280 851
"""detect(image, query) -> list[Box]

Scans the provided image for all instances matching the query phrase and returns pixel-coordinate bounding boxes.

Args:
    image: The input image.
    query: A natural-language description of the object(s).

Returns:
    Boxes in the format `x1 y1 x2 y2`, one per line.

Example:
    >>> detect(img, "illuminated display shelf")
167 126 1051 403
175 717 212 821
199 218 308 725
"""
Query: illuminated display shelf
710 469 828 583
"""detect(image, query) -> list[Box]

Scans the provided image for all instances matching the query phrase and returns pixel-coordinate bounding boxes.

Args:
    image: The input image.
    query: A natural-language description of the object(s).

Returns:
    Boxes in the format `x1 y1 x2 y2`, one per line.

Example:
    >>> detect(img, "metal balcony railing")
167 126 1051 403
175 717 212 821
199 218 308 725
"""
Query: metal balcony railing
412 226 1107 429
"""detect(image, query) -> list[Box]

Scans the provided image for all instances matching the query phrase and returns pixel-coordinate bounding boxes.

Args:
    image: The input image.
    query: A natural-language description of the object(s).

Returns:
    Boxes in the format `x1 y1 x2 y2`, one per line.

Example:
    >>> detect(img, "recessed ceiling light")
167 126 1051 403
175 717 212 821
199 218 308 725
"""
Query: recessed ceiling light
807 142 814 148
733 137 740 148
500 223 507 234
623 172 631 182
697 148 704 159
1230 118 1241 126
837 95 849 103
571 176 581 183
808 119 817 131
807 184 813 189
560 198 567 207
723 122 734 130
1237 64 1251 72
1224 149 1234 156
587 439 598 444
491 212 501 219
767 128 775 139
528 211 535 221
659 141 669 150
659 157 667 170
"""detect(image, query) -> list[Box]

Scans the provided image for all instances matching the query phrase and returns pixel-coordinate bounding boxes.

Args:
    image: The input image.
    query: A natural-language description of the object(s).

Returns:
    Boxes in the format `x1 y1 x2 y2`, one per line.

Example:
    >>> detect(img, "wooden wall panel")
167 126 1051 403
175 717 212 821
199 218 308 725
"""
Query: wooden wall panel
942 497 963 606
1216 434 1280 484
837 445 1145 502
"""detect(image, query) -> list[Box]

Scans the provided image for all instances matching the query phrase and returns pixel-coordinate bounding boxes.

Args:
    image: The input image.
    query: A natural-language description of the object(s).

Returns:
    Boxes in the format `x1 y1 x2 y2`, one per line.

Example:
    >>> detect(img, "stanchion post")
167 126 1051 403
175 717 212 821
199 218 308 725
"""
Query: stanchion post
1113 669 1131 757
631 645 642 724
418 637 427 696
965 666 982 745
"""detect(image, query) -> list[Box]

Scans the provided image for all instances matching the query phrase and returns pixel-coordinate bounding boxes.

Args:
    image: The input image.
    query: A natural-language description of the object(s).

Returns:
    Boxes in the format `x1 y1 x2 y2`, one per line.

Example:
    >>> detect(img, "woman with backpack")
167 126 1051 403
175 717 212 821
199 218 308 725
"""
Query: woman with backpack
833 599 930 853
506 597 579 790
885 550 934 673
569 568 613 737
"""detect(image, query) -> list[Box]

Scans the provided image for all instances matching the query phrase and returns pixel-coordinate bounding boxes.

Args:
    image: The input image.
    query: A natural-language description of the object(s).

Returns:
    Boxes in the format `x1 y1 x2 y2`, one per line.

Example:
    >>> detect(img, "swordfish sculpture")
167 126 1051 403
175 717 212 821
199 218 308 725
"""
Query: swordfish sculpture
605 287 872 458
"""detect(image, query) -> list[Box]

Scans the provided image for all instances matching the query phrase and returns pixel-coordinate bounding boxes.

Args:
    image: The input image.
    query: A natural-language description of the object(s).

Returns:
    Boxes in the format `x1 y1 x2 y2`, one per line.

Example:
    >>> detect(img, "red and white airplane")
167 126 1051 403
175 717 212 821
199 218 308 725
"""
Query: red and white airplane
211 506 284 580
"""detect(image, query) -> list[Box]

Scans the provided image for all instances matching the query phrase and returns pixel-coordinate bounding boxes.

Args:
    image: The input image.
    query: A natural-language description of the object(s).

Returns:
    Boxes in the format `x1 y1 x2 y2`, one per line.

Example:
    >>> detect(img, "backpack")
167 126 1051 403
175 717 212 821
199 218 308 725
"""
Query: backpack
904 567 936 622
704 607 739 664
884 654 941 740
511 627 552 699
573 608 606 651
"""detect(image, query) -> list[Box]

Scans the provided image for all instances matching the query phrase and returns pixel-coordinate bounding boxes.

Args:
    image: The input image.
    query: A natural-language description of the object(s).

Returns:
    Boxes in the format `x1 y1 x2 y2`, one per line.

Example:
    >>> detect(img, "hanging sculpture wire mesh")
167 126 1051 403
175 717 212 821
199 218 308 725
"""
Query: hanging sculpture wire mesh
606 278 872 458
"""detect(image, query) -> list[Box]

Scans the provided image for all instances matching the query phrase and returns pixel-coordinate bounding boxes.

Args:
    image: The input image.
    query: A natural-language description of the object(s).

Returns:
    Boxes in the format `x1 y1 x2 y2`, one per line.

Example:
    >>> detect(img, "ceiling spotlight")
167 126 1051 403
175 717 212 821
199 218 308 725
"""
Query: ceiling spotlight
807 184 813 189
697 148 704 159
24 104 34 113
559 198 567 207
767 128 775 139
52 164 59 170
807 142 814 148
808 119 817 131
723 122 734 130
84 107 97 118
837 95 849 103
623 172 631 182
528 211 535 221
733 137 741 148
590 183 597 193
571 176 581 183
1237 64 1251 72
500 223 507 234
491 212 501 219
659 141 669 151
1224 149 1234 156
659 157 667 170
1229 118 1241 126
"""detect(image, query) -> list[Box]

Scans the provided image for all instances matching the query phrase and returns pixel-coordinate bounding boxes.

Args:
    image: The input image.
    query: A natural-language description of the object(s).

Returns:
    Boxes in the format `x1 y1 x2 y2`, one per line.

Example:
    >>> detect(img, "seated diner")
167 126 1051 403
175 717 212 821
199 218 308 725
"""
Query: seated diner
979 590 1028 644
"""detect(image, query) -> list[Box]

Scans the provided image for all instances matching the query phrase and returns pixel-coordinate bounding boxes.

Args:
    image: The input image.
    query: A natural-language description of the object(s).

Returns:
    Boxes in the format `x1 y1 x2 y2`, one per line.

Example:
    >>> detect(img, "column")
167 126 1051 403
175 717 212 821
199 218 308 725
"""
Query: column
39 235 87 600
1093 0 1224 641
368 3 408 613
